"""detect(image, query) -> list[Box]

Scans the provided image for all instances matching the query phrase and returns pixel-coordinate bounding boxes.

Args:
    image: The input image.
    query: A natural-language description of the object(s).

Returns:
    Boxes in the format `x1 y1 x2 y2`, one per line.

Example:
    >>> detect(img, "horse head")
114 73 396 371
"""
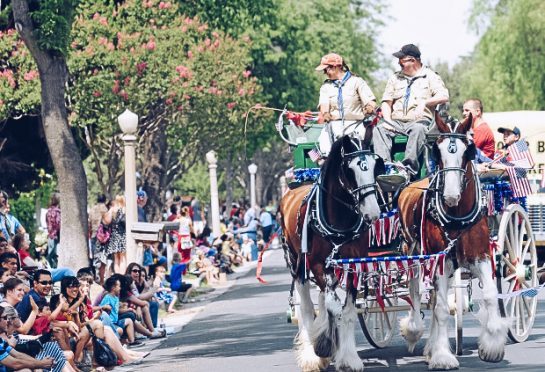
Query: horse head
323 126 382 223
432 111 476 207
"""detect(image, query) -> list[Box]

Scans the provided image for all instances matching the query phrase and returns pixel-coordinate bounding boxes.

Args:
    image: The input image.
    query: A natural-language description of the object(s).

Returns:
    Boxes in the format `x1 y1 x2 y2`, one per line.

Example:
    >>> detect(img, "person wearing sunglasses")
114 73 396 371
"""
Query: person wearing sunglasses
15 269 52 323
315 53 377 158
374 44 449 185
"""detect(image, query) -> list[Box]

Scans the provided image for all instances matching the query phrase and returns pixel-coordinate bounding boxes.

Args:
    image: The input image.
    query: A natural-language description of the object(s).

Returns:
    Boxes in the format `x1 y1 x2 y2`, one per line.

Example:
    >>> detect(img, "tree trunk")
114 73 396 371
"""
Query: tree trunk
12 0 89 270
140 119 167 222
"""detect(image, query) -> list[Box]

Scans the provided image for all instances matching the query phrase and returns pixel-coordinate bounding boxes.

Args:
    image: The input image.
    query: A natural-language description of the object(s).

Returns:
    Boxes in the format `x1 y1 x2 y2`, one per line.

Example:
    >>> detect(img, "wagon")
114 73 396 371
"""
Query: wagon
276 111 540 353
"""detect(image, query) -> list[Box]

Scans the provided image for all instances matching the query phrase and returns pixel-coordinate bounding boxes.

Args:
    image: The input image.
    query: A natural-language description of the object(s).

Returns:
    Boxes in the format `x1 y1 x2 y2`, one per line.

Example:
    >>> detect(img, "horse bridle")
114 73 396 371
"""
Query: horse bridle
429 132 483 227
340 148 380 208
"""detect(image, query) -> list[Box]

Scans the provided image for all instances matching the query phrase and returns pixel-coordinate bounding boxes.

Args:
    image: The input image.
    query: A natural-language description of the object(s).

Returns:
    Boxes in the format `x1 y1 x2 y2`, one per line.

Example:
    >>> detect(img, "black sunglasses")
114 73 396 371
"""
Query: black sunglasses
131 269 141 273
38 280 53 285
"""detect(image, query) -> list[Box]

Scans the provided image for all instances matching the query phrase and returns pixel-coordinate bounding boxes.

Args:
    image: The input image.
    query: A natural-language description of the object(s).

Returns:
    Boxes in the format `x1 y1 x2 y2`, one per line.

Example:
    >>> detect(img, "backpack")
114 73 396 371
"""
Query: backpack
86 325 117 367
96 223 111 244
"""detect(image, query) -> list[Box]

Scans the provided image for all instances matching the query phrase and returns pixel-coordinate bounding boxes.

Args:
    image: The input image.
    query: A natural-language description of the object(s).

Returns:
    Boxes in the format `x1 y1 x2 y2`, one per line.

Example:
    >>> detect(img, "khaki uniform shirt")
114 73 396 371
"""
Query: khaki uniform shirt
382 66 449 122
318 75 376 121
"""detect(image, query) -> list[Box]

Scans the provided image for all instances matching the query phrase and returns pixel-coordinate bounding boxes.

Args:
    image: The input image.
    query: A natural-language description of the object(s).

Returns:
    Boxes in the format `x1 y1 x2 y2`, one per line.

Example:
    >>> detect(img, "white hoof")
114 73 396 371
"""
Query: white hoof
428 351 459 370
336 356 364 372
296 346 325 372
399 316 423 353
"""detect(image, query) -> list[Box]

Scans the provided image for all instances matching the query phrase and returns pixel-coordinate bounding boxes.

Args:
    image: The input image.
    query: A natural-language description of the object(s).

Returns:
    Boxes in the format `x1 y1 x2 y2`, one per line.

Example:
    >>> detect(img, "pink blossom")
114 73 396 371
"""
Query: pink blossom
195 86 204 92
119 90 129 101
198 25 207 33
99 17 108 26
112 80 120 94
213 39 220 48
204 38 211 47
212 31 219 39
159 1 171 9
254 103 263 109
136 62 148 76
187 50 193 59
98 37 108 45
93 13 100 20
23 70 39 81
165 98 173 105
238 89 245 96
93 69 99 75
0 100 4 106
181 26 188 33
175 65 191 79
107 42 115 51
183 94 191 100
227 102 237 110
146 40 156 51
184 17 193 25
197 46 204 53
124 76 131 86
208 87 218 95
143 0 153 8
93 91 102 97
85 46 95 56
71 41 78 49
243 70 251 78
177 105 183 112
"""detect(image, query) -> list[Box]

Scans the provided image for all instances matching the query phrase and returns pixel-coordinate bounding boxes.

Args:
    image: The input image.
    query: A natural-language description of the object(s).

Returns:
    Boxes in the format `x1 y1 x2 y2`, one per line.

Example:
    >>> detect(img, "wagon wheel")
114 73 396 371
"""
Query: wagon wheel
453 268 464 355
496 204 538 343
356 290 397 348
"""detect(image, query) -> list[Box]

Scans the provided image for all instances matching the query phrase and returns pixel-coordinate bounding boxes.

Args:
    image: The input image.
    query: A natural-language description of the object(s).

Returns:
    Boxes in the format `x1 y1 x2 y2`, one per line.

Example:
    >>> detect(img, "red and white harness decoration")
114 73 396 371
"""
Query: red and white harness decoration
368 211 401 247
332 253 446 311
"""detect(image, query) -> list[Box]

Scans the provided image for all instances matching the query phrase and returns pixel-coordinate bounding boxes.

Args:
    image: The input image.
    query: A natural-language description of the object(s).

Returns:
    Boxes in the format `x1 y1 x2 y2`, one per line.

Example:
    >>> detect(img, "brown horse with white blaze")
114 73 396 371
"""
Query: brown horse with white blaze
280 127 382 371
397 112 507 370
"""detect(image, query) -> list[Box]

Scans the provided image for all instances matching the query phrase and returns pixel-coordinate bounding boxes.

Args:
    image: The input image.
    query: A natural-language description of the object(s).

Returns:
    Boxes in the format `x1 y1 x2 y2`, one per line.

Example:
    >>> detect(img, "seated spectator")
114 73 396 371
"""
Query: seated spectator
122 267 165 339
0 305 56 371
193 250 219 285
76 271 148 364
0 238 9 255
12 233 37 269
170 253 193 303
1 278 37 334
16 269 52 323
152 265 178 313
125 263 164 337
99 276 138 346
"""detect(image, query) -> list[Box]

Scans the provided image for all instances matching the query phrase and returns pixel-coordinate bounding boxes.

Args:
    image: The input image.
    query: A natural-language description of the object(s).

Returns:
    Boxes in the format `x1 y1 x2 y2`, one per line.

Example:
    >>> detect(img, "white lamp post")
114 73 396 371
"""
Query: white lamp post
248 163 258 208
118 109 139 265
206 150 221 238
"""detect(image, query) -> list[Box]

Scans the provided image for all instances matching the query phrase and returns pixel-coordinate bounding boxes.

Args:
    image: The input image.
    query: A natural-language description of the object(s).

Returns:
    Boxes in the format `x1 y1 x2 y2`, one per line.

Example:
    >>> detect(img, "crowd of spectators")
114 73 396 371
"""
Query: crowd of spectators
0 187 279 371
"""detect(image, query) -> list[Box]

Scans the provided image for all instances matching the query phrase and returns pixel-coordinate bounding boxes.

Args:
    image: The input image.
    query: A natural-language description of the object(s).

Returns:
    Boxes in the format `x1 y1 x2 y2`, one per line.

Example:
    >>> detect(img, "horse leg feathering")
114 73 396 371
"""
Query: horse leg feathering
400 275 424 353
335 288 364 372
294 280 327 371
472 260 507 363
425 263 459 370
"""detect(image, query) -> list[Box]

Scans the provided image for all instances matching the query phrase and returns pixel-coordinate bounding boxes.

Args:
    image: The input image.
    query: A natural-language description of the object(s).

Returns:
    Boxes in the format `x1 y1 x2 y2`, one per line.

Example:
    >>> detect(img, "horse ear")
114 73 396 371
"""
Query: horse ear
363 124 373 148
434 110 451 133
456 113 473 134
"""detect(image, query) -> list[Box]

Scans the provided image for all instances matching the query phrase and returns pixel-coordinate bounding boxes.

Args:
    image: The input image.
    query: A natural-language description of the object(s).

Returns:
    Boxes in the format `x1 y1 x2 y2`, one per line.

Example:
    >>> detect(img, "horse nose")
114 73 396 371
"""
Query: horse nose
443 194 460 207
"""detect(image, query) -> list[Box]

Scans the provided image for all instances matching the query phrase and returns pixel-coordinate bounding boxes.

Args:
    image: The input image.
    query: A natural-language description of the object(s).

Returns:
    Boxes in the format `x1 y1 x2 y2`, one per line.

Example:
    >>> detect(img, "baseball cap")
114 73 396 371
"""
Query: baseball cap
393 44 421 59
498 126 521 136
315 53 343 71
137 190 147 199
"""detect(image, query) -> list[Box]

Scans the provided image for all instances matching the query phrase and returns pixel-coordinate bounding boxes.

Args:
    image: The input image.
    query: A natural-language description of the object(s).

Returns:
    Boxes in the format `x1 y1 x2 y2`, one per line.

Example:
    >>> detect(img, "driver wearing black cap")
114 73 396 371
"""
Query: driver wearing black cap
374 44 449 185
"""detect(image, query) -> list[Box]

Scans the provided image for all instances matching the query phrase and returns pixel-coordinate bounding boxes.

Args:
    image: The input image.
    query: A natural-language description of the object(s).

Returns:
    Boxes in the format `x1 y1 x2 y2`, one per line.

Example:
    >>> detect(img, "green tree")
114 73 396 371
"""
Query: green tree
462 0 545 111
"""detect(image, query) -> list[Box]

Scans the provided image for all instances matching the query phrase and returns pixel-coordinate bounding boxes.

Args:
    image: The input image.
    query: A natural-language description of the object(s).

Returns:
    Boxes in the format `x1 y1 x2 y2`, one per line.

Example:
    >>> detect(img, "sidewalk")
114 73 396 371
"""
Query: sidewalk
114 251 272 370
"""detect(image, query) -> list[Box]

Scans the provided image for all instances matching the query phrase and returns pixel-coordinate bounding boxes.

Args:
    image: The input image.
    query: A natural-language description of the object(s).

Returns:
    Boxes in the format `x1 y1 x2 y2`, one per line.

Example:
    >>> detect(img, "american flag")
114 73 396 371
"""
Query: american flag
507 140 534 168
506 166 533 197
308 148 321 162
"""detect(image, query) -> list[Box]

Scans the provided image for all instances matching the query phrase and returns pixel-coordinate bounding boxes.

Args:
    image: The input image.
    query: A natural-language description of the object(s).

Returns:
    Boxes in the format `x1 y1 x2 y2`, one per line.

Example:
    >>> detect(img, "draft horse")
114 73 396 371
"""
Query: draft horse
397 112 507 370
280 126 382 372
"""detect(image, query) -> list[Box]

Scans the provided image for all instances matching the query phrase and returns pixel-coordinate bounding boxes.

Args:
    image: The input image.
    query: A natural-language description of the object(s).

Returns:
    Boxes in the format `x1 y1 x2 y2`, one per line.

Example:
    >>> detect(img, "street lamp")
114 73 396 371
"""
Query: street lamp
118 109 139 266
248 163 258 208
206 150 221 238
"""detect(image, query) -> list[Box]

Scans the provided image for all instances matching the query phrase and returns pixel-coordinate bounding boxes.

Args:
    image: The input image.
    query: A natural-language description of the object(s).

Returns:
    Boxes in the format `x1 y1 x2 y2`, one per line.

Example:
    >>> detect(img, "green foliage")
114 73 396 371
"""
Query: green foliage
9 192 36 243
462 0 545 111
28 0 79 55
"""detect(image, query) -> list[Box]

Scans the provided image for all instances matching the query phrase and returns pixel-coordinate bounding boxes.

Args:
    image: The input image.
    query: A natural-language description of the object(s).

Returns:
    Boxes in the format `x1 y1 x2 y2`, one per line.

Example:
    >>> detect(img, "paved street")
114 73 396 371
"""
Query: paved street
120 247 545 371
